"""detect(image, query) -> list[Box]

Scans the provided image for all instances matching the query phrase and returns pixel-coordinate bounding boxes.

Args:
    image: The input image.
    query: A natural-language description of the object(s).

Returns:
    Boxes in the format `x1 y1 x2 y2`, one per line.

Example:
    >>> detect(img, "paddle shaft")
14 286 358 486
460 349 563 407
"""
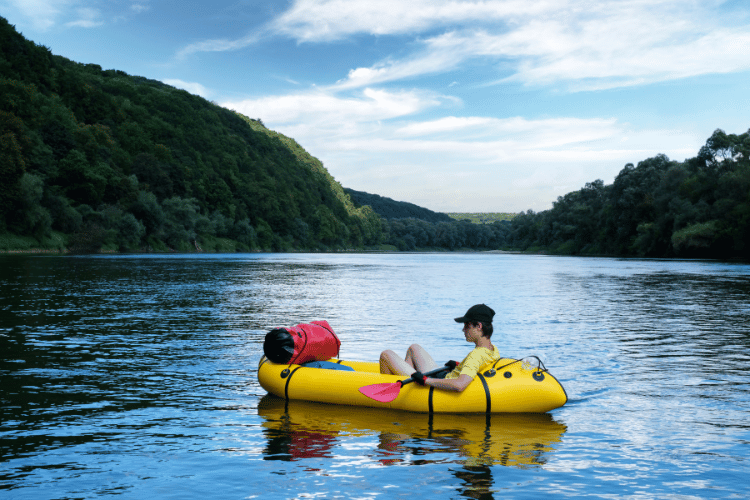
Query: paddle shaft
358 363 455 403
399 365 451 387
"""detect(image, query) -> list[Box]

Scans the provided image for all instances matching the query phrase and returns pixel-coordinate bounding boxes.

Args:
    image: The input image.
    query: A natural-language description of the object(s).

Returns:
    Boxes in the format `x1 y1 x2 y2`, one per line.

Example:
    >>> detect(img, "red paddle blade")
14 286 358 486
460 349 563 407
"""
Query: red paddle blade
358 382 401 403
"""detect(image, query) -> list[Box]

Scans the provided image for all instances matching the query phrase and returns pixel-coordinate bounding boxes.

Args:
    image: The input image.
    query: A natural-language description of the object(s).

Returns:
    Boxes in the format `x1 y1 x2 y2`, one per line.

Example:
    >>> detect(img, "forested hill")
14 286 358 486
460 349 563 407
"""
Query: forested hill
344 188 453 223
0 17 383 252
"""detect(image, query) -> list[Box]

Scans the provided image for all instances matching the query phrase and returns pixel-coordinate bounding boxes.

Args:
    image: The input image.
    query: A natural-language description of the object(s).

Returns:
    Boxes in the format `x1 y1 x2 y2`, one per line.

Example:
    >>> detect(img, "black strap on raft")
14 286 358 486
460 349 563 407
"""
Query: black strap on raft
283 366 303 400
477 372 492 413
426 367 492 413
426 366 452 413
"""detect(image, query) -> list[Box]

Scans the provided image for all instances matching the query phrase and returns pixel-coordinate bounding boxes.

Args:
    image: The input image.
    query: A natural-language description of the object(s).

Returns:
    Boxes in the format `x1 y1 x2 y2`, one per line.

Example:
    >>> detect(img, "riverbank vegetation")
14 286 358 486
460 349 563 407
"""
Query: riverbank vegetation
446 213 518 224
509 128 750 259
1 17 748 259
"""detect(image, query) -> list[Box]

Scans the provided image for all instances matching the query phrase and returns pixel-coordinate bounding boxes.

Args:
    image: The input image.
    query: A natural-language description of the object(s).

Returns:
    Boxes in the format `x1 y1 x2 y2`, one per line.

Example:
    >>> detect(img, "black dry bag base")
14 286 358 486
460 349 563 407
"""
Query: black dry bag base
263 320 341 365
263 328 296 364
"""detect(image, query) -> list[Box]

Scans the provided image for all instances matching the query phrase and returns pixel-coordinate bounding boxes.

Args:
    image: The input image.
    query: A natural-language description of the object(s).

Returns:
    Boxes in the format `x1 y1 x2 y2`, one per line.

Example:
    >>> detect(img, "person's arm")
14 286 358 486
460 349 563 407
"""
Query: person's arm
425 374 473 392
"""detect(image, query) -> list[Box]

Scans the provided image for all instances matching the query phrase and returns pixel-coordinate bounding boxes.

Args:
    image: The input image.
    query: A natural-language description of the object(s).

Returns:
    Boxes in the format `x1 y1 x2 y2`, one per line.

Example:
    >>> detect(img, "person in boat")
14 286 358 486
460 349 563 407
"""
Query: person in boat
379 304 501 392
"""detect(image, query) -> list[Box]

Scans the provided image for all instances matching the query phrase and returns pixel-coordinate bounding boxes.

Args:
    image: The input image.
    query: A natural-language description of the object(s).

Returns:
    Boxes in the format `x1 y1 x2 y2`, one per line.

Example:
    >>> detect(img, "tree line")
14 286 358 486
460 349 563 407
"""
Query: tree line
382 217 511 251
1 17 748 259
507 129 750 259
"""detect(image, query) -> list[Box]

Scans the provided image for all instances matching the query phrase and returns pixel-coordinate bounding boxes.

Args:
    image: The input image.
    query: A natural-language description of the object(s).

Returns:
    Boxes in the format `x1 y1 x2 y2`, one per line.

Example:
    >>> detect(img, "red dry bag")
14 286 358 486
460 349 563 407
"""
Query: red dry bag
263 320 341 365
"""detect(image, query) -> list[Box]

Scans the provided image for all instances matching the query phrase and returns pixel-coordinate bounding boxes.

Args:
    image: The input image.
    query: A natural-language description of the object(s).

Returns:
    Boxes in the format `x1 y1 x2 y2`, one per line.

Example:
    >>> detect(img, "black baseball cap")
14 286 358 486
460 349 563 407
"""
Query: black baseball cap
454 304 495 324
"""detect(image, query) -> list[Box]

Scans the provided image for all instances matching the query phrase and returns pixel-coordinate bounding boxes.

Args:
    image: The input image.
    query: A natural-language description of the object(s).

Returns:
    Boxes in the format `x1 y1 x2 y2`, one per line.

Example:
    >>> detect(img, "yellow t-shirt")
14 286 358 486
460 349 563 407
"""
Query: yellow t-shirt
444 345 501 380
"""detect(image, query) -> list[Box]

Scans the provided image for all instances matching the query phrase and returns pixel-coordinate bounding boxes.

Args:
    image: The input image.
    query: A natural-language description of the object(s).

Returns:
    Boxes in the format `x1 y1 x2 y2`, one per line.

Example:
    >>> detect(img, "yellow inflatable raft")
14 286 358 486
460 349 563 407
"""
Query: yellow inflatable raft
257 355 567 413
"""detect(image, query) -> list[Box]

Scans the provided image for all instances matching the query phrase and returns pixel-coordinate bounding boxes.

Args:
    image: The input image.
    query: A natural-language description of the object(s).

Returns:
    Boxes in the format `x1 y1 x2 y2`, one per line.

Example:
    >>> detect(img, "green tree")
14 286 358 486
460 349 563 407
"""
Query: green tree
162 196 200 249
56 149 111 205
232 218 257 248
13 172 51 238
129 191 164 236
0 109 28 226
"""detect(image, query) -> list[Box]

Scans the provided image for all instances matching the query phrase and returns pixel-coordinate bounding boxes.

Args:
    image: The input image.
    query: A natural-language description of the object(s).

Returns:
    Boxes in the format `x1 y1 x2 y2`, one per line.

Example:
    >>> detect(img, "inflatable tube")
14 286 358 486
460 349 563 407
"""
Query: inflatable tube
258 394 567 466
257 356 567 413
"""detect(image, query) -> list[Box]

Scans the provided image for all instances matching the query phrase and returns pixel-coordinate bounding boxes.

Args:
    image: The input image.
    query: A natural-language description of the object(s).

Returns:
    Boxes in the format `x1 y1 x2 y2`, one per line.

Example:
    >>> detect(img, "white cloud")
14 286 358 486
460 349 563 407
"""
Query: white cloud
176 32 264 60
325 126 698 212
174 0 750 92
222 88 442 125
486 13 750 90
162 79 212 99
222 83 700 211
332 8 750 90
65 7 103 28
332 47 467 89
3 0 73 31
297 117 625 162
130 3 149 14
397 116 496 136
395 116 619 144
270 0 555 42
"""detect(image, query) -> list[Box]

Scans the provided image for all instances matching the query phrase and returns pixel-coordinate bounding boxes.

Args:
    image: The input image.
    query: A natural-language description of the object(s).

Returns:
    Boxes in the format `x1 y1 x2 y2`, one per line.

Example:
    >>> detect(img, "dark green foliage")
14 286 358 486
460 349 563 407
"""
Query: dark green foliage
68 222 109 254
380 217 511 251
505 129 750 259
13 172 52 239
231 218 257 248
345 188 453 223
341 189 512 250
0 17 376 252
446 213 517 224
161 196 200 249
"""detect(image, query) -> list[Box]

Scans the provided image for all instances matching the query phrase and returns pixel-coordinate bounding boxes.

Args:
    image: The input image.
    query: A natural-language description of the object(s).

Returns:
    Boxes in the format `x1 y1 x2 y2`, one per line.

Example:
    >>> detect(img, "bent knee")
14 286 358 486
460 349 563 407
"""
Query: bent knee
380 349 396 360
406 344 425 354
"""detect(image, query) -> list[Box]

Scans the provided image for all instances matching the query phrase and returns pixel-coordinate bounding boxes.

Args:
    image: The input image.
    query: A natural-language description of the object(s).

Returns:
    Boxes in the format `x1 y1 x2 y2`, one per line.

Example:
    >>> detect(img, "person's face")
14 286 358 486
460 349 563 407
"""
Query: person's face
462 321 483 342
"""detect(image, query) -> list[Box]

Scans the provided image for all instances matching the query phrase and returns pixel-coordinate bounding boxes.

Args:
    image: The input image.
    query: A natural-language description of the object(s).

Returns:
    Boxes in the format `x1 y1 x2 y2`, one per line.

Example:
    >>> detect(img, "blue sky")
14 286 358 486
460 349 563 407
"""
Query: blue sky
3 0 750 212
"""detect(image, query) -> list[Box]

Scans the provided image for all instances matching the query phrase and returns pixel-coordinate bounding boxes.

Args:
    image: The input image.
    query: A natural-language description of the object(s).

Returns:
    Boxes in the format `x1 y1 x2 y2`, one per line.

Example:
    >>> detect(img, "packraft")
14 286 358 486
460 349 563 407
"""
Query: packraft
257 356 568 413
262 320 341 365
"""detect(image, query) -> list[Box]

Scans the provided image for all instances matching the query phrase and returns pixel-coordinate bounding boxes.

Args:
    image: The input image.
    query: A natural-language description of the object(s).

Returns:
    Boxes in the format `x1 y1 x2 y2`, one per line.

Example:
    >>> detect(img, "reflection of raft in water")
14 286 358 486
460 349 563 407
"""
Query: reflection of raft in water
258 394 567 467
258 356 567 413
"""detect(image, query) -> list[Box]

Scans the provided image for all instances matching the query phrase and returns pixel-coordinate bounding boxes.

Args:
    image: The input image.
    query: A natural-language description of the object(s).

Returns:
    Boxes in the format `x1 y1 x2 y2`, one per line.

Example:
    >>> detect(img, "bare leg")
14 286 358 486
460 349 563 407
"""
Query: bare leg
379 349 409 375
405 344 440 373
380 344 440 375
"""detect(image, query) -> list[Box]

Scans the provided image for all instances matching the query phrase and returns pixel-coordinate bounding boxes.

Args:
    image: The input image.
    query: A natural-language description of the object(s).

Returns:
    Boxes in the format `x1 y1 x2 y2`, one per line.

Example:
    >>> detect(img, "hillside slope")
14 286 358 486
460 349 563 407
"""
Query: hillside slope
0 17 382 252
344 188 453 223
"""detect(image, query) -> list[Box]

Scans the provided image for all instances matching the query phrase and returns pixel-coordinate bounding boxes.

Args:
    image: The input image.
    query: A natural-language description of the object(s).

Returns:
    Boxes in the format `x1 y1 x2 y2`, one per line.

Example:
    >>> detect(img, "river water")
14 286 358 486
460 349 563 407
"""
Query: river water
1 253 749 499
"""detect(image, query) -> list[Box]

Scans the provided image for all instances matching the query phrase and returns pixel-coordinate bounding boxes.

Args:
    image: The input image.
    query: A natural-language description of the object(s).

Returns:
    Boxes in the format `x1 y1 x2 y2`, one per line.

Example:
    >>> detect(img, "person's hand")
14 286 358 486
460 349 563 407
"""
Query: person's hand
444 360 458 370
411 371 427 385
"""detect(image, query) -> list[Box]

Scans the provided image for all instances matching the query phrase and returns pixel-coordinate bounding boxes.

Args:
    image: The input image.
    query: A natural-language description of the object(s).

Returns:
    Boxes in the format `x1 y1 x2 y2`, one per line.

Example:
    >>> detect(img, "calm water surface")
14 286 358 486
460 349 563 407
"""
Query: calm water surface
1 253 749 499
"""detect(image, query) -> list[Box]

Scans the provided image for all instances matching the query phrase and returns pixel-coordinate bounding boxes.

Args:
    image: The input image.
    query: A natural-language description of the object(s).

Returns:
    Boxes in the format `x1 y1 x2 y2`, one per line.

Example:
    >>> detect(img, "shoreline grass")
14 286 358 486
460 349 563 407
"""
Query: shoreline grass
446 213 518 224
